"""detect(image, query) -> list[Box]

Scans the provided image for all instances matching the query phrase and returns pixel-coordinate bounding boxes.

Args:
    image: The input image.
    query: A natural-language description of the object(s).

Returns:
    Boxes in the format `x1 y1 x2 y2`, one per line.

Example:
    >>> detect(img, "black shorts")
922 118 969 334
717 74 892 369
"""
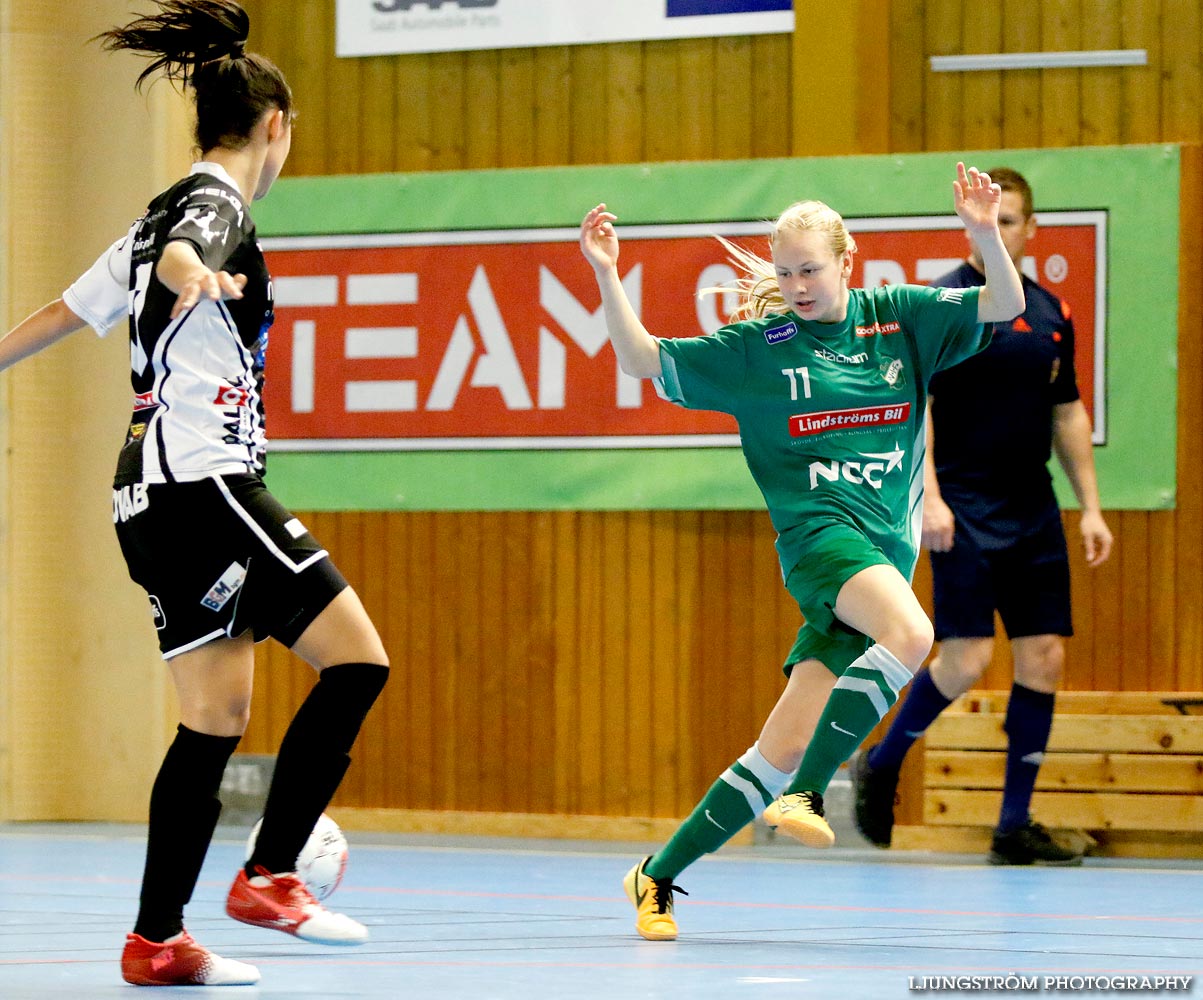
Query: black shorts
113 474 348 659
930 510 1072 641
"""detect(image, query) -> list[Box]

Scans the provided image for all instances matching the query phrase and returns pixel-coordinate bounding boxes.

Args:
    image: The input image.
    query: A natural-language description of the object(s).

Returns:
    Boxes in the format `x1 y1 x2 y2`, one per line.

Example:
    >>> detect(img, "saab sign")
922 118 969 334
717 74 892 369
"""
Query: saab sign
261 212 1106 452
336 0 794 56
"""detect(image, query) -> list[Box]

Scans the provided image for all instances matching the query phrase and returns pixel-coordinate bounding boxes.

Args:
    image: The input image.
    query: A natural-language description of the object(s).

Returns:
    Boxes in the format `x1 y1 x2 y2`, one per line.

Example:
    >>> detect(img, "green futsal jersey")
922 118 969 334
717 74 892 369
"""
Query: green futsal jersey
656 283 989 583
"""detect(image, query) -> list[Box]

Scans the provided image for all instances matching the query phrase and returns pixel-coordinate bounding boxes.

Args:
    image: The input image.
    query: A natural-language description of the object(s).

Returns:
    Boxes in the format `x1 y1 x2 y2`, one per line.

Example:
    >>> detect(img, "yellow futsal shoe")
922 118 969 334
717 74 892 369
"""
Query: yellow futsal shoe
623 856 688 941
764 791 836 848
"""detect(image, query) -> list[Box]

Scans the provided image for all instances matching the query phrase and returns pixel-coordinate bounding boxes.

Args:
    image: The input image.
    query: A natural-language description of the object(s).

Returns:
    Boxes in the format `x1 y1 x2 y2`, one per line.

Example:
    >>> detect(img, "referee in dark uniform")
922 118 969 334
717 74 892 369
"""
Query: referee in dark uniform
850 167 1113 865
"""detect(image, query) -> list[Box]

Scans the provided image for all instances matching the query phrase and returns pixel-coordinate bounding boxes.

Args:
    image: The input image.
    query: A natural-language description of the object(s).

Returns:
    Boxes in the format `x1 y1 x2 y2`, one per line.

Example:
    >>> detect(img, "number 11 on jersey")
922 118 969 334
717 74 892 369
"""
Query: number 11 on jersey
782 366 812 401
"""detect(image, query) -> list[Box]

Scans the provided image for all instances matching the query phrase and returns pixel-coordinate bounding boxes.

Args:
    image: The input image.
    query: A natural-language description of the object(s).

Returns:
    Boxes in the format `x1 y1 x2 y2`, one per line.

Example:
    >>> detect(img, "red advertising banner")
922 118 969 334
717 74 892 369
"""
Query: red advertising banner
263 213 1103 449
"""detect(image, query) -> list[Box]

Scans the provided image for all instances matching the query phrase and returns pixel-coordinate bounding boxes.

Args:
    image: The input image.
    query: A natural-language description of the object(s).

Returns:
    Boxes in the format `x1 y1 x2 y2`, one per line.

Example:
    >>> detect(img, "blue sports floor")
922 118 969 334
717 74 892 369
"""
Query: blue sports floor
1 823 1200 999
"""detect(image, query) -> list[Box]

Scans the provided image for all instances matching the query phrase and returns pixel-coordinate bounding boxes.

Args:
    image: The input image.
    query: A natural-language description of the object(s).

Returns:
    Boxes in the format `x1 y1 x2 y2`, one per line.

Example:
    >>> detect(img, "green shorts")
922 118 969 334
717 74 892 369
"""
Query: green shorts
781 520 895 677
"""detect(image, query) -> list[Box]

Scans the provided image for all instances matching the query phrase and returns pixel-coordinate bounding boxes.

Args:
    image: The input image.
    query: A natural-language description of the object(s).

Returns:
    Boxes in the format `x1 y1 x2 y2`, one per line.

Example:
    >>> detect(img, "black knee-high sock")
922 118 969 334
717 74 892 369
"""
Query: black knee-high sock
998 682 1056 833
134 724 241 942
247 663 388 878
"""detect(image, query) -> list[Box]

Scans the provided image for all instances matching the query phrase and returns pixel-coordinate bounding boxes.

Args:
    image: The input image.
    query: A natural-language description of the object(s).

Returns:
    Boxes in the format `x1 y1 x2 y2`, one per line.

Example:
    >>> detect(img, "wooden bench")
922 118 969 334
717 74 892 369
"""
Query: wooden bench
890 691 1203 858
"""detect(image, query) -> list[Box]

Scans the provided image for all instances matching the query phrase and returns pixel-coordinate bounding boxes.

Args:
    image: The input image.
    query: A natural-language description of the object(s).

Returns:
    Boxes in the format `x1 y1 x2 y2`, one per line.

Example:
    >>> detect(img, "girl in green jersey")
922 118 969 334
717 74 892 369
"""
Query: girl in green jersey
580 163 1024 941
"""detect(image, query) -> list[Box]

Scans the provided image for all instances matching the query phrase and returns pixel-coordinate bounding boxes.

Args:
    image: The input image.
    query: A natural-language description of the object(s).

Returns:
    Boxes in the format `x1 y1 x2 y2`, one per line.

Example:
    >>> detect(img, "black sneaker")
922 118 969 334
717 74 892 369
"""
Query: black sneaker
988 820 1083 866
849 745 901 848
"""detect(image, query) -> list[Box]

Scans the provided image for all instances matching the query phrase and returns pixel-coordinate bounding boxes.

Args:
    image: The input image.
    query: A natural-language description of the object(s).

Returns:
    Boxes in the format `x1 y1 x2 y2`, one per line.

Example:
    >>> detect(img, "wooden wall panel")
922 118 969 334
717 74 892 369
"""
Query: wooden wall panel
961 0 1003 150
1174 146 1203 691
498 49 535 169
924 0 964 151
244 4 792 171
889 0 927 152
1080 0 1122 146
1161 1 1201 143
1000 0 1042 148
243 510 804 818
533 49 571 166
1121 1 1163 143
1040 0 1082 147
749 36 793 161
224 0 1203 827
230 0 1201 180
715 37 753 157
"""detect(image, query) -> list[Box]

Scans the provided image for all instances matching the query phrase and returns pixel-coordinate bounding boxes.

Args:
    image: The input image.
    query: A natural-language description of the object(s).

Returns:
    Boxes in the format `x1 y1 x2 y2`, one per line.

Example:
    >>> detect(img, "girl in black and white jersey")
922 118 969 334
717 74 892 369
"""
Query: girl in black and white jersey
0 1 388 987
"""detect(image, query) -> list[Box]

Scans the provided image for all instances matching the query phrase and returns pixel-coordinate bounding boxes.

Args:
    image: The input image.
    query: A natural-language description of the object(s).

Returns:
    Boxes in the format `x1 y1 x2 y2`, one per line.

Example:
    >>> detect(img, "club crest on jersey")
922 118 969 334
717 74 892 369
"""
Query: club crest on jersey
172 203 230 247
201 561 247 612
878 357 906 389
764 321 798 345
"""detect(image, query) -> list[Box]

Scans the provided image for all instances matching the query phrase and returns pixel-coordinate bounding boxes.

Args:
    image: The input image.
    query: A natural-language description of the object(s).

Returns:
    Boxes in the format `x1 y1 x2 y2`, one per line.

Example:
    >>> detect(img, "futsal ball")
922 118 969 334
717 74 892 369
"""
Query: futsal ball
245 812 349 900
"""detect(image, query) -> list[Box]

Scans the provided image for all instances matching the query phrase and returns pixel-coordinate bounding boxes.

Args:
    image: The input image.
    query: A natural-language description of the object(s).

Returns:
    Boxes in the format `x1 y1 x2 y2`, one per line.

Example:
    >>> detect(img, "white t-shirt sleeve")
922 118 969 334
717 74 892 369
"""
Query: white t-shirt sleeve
62 222 137 337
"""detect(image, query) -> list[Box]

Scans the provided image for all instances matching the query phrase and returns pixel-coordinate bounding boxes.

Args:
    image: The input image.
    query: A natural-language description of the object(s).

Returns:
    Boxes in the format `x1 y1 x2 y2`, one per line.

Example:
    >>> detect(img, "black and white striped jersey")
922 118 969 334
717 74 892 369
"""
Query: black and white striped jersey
64 162 273 486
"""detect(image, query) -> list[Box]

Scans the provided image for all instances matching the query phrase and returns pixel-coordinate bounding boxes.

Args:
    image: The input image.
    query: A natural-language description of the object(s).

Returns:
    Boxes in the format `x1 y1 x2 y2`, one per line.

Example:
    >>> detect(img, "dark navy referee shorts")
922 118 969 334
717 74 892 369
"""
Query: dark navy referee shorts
930 511 1073 641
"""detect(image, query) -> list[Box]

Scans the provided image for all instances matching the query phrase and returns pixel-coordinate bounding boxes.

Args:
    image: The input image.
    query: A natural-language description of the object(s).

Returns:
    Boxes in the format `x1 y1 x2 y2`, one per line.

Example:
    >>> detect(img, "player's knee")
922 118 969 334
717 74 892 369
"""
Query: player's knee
935 655 987 696
364 638 389 669
1015 635 1065 690
183 698 251 737
221 693 252 734
339 637 389 671
883 616 935 670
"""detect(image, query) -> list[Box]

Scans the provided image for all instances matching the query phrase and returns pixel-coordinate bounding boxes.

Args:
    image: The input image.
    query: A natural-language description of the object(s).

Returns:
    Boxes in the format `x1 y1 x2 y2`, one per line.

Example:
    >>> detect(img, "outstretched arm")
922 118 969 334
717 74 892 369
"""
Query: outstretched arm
579 203 662 379
158 240 248 320
953 163 1025 323
0 299 88 374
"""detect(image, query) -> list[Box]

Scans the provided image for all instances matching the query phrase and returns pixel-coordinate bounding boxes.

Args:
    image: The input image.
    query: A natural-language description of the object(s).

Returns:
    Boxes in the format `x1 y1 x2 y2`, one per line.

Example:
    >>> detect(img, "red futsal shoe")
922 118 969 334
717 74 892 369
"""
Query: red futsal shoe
121 930 260 986
226 867 368 944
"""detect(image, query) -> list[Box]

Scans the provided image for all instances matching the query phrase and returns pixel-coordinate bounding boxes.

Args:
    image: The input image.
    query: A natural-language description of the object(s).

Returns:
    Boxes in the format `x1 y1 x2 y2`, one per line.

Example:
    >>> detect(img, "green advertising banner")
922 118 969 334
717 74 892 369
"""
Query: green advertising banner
256 145 1179 511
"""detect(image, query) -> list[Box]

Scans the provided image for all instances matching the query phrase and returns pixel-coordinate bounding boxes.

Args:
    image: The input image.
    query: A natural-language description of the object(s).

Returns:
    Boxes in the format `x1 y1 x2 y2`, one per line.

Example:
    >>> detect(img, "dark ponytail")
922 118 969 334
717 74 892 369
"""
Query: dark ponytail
95 0 292 154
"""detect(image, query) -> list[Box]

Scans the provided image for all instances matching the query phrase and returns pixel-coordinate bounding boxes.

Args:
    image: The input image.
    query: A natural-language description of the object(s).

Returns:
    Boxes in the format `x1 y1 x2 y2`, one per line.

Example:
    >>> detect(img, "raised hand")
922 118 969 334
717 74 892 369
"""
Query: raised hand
579 203 620 277
170 268 248 319
952 162 1002 238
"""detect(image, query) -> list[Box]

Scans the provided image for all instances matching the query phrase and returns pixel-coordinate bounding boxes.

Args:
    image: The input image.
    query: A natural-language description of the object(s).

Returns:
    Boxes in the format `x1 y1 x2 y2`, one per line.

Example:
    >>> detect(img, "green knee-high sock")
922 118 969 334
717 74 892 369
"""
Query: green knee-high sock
647 743 791 882
787 644 913 796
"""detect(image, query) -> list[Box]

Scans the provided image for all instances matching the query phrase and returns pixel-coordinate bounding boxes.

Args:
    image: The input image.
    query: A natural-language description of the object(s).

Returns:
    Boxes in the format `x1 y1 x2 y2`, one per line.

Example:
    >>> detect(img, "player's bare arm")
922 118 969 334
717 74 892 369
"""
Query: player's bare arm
0 298 88 373
580 203 662 379
1052 399 1114 567
953 163 1025 324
